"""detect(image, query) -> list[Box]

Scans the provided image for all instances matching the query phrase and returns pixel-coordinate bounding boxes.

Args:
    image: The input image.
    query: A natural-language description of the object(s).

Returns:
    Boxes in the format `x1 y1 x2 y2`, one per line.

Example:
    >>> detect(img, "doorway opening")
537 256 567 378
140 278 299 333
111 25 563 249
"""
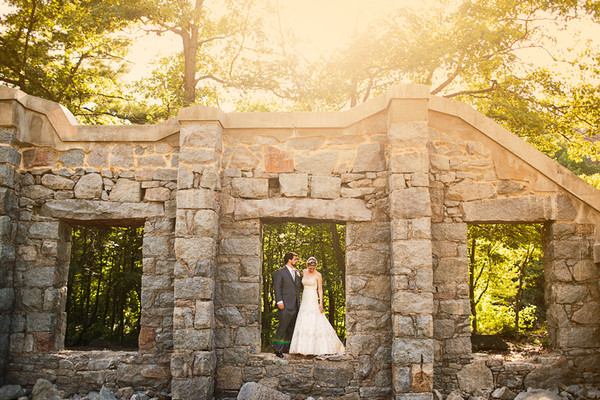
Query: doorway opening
65 225 143 350
468 223 546 355
261 221 346 352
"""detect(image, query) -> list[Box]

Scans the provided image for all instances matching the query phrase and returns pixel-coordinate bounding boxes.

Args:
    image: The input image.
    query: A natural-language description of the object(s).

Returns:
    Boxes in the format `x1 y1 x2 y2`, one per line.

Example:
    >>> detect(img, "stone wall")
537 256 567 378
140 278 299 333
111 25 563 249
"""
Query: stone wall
0 126 19 386
1 84 599 398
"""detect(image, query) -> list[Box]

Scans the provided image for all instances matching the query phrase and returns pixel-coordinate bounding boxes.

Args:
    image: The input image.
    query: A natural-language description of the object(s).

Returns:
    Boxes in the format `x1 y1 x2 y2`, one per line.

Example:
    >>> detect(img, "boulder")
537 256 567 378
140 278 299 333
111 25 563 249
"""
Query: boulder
237 382 290 400
514 389 562 400
31 379 61 400
457 360 493 393
0 385 26 400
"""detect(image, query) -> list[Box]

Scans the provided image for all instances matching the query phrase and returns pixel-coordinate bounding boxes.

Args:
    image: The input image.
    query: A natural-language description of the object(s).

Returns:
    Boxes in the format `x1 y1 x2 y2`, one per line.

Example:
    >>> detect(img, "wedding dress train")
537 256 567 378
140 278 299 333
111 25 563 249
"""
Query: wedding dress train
289 275 345 355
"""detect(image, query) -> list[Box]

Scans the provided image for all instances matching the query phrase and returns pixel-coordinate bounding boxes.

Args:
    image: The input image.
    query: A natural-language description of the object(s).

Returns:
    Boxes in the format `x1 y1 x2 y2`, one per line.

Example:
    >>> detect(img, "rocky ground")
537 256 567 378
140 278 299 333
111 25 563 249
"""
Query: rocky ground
1 380 600 400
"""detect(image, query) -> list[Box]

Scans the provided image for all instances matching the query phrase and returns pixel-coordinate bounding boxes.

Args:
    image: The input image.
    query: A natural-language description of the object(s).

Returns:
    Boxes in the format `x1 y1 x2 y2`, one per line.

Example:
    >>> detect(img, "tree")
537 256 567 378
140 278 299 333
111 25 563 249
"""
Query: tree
468 224 544 335
132 0 278 114
0 0 147 123
242 0 600 164
66 225 143 348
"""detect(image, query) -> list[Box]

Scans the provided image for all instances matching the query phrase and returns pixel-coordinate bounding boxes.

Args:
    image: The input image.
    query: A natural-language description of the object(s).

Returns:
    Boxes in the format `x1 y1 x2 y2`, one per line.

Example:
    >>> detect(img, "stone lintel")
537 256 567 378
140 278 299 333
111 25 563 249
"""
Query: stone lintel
40 200 164 222
234 198 371 222
461 194 577 223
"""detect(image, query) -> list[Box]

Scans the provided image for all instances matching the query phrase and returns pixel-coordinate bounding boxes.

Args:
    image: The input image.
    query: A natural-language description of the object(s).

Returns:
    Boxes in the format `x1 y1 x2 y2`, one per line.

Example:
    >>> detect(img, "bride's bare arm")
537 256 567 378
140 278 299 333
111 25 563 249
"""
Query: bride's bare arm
317 272 324 313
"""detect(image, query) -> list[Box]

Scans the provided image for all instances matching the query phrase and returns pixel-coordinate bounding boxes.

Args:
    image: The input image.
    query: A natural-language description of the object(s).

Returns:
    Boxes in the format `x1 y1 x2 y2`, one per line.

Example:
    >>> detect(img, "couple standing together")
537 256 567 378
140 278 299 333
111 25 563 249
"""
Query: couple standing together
273 252 345 357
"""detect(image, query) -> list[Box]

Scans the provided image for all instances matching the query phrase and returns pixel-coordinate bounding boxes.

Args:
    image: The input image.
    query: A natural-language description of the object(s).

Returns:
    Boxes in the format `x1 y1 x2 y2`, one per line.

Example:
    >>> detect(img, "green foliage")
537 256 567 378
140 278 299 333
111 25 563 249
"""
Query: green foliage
468 224 545 335
261 222 346 352
0 0 148 123
66 225 143 348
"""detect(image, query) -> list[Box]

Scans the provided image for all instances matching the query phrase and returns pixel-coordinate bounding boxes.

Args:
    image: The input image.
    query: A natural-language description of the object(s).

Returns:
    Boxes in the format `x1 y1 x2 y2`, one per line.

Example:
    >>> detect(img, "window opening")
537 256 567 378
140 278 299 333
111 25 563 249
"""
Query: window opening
261 221 346 352
468 223 546 354
65 225 143 350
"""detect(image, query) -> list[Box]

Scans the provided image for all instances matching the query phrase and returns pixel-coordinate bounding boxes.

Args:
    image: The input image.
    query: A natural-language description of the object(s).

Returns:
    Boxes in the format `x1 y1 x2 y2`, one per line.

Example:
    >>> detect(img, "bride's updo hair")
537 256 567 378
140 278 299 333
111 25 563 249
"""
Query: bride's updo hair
306 256 318 266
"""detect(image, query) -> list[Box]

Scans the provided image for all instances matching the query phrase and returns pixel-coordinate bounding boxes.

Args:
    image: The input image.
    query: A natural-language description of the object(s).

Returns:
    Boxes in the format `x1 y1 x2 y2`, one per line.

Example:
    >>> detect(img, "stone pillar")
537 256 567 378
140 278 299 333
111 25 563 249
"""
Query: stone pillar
171 120 222 399
543 221 600 380
431 222 470 391
0 127 19 384
387 92 435 399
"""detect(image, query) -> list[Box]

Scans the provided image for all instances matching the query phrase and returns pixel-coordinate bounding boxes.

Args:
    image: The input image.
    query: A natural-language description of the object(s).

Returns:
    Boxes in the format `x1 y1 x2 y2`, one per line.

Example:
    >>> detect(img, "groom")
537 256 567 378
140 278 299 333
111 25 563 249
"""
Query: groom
273 251 302 357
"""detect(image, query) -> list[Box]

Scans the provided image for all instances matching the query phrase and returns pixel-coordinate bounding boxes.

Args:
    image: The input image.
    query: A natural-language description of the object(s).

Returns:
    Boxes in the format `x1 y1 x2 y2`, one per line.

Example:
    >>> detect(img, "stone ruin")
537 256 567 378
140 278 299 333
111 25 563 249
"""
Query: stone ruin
0 84 598 399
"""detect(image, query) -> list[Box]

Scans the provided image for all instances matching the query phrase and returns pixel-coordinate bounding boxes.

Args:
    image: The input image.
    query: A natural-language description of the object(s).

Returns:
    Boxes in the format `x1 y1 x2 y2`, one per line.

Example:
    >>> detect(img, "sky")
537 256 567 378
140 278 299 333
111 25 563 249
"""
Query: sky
125 0 444 78
2 0 600 87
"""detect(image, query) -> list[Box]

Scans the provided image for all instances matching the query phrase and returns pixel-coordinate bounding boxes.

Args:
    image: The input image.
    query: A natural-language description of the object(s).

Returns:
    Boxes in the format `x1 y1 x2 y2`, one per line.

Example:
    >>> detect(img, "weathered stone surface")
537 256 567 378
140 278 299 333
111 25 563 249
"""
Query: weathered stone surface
392 338 433 364
346 249 388 275
456 360 493 392
230 147 259 170
514 389 563 400
74 173 103 199
87 146 108 167
174 277 213 300
392 292 433 314
179 148 216 164
22 149 58 168
0 384 26 400
28 221 59 240
390 188 431 219
572 259 598 281
461 195 571 222
265 146 294 173
31 378 60 400
217 283 258 307
523 362 572 390
296 151 337 175
237 382 290 400
0 146 21 166
0 128 15 144
215 306 245 326
58 149 85 167
110 179 142 202
173 329 214 351
390 151 428 173
235 198 371 222
447 180 495 202
41 174 74 190
180 123 221 147
145 187 170 202
194 301 215 329
106 144 133 167
153 168 178 182
389 122 428 147
231 178 268 199
352 144 386 172
177 189 216 210
175 238 216 260
41 200 163 220
310 175 341 199
392 240 432 269
220 238 260 256
279 173 308 197
200 167 219 189
175 209 218 237
21 185 53 200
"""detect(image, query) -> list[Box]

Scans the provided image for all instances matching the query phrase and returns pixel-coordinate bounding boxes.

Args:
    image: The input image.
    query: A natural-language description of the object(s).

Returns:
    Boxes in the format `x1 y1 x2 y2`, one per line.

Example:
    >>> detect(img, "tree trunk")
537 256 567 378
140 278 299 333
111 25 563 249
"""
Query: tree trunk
180 0 203 105
329 223 346 291
469 235 478 334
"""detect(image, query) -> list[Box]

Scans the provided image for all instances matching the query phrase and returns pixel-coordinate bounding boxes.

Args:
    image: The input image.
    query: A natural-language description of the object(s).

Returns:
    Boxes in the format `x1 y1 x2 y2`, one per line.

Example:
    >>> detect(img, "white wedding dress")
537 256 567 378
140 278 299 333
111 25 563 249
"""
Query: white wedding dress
289 275 345 355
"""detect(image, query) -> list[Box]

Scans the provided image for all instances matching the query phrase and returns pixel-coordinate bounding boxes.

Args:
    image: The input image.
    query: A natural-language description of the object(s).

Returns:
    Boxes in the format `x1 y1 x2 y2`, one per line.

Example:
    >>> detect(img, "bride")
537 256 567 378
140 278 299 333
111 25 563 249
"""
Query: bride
289 256 345 355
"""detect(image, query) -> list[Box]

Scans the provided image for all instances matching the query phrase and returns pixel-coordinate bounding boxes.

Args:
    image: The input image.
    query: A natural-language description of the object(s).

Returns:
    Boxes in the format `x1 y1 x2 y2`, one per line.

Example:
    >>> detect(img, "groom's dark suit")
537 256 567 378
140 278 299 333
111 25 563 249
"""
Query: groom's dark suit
273 266 302 354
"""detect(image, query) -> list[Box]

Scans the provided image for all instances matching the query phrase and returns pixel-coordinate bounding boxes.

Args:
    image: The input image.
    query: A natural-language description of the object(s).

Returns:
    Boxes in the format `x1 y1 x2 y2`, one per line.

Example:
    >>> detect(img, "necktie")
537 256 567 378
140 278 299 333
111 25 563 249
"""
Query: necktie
290 268 295 281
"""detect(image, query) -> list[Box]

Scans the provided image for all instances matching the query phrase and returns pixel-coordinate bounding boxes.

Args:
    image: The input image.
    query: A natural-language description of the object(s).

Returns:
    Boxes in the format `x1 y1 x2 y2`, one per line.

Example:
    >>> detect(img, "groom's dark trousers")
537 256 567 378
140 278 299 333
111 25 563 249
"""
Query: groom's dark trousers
273 266 302 353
